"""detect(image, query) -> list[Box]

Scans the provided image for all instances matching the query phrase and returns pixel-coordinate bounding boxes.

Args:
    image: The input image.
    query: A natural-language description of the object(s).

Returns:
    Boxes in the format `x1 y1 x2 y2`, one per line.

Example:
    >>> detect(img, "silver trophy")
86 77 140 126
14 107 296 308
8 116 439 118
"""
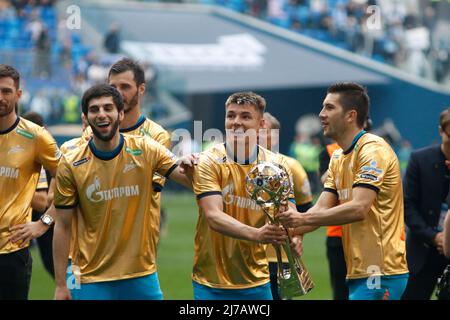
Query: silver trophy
246 162 314 298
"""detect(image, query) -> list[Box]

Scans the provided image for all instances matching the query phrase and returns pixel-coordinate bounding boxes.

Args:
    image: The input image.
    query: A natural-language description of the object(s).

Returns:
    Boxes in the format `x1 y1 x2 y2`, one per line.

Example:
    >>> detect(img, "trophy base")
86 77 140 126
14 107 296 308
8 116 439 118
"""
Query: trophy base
278 269 315 299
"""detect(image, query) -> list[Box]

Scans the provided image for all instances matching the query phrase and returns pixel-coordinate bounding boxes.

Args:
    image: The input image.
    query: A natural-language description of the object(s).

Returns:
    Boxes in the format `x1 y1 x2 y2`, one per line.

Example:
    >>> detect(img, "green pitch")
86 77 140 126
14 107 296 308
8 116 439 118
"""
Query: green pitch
29 192 332 300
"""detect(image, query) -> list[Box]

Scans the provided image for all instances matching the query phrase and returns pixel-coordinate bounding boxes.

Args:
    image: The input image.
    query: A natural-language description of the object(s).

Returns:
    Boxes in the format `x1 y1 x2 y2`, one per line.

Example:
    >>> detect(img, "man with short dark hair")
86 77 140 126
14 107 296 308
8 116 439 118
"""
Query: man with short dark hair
53 84 195 300
0 64 61 299
401 108 450 300
277 82 409 300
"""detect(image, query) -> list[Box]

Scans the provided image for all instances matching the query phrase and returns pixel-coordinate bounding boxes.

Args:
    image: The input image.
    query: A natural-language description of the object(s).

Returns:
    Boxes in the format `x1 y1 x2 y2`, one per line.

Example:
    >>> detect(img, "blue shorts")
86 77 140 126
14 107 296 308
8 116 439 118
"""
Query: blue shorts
66 262 163 300
193 281 273 300
347 273 409 300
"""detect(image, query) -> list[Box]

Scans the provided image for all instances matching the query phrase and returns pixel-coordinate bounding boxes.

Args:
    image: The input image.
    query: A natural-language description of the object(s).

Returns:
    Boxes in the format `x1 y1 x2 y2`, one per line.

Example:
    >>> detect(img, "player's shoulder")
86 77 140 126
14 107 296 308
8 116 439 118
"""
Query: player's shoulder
144 118 170 137
199 143 226 163
17 117 50 139
60 137 86 154
357 133 392 153
59 141 90 168
124 134 176 160
125 133 160 150
258 145 285 164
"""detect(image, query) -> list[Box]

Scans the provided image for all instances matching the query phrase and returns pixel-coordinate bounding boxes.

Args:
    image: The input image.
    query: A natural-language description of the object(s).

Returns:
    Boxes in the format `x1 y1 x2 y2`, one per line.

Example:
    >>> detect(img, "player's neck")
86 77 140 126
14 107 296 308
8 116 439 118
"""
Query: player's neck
92 132 121 152
120 106 142 130
0 112 18 132
336 127 364 152
227 139 258 163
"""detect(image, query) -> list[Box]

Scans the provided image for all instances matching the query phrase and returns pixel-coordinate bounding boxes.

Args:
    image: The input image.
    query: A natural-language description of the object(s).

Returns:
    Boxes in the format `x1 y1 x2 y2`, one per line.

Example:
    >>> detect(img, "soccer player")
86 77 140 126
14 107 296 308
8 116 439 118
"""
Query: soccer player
0 64 61 299
277 82 409 300
53 84 195 300
259 112 313 300
85 58 171 237
192 92 302 300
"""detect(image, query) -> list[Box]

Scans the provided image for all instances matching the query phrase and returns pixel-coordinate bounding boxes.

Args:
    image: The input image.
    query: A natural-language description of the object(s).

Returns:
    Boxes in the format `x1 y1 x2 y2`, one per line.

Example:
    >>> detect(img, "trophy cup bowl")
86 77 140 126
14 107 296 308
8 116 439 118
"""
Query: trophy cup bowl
246 162 314 298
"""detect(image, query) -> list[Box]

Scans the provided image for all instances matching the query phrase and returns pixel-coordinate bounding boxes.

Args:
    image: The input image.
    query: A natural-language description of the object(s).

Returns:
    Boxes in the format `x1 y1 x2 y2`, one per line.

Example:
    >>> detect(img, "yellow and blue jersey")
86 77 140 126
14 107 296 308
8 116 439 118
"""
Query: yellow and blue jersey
54 134 177 283
324 132 408 279
192 143 294 289
0 117 60 254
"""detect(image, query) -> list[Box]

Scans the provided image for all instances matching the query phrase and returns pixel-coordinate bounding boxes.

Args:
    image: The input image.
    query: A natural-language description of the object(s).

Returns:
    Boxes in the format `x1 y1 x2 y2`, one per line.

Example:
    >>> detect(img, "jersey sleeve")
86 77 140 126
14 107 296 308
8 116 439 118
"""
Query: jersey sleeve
36 166 49 190
193 152 222 200
151 129 172 191
147 139 178 179
289 159 313 205
353 142 387 192
323 153 338 196
54 155 78 209
35 127 61 174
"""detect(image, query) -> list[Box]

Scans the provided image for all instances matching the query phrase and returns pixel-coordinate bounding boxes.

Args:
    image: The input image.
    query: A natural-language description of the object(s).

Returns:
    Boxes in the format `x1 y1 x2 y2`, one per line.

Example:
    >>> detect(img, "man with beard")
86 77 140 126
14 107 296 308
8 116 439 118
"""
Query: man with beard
84 58 171 237
0 64 61 299
53 84 196 300
192 92 302 300
276 82 409 300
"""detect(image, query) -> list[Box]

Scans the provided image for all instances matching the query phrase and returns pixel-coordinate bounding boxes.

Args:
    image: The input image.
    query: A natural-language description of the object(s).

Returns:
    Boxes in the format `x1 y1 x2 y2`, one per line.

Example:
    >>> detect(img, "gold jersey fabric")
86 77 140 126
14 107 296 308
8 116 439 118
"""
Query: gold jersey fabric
60 137 85 261
324 132 408 279
36 166 49 190
54 134 177 283
83 116 171 230
266 154 312 263
0 117 60 254
192 143 294 289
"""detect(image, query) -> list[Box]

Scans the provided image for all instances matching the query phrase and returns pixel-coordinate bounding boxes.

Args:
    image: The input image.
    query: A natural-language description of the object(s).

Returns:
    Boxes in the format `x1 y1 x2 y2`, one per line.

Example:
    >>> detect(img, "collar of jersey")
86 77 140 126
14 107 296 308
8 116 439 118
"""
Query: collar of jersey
120 114 146 133
224 143 259 165
89 134 124 160
343 130 366 155
0 116 20 135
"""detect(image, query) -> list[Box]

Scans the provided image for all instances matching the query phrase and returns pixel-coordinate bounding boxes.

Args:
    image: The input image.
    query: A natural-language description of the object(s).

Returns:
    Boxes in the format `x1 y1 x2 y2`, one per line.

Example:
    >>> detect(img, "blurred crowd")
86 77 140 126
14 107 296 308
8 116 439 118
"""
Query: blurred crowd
194 0 450 84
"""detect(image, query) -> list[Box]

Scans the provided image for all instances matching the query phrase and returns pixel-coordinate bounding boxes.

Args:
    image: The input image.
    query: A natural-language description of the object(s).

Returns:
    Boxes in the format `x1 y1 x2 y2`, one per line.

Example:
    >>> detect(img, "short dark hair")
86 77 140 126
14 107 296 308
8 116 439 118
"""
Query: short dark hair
0 64 20 89
81 84 124 115
327 82 370 128
108 58 145 86
23 111 44 126
225 92 266 115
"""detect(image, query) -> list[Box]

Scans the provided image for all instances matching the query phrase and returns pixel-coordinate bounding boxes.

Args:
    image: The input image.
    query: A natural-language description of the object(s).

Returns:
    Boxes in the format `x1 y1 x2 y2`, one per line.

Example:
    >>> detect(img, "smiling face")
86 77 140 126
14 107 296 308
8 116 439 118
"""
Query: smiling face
225 103 264 148
86 95 124 142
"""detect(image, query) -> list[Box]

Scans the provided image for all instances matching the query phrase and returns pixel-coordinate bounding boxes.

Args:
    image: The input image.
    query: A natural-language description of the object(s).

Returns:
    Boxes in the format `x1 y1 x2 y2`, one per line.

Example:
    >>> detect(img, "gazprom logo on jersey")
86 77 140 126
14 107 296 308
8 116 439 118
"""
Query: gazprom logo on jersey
86 176 139 203
222 183 259 210
0 166 19 179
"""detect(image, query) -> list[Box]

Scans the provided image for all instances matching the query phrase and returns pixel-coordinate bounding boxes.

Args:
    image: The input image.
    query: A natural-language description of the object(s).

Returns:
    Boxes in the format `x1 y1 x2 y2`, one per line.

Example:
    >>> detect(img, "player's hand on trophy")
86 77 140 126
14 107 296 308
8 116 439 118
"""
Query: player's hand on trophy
276 207 305 228
9 221 49 247
256 223 287 245
290 234 304 257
